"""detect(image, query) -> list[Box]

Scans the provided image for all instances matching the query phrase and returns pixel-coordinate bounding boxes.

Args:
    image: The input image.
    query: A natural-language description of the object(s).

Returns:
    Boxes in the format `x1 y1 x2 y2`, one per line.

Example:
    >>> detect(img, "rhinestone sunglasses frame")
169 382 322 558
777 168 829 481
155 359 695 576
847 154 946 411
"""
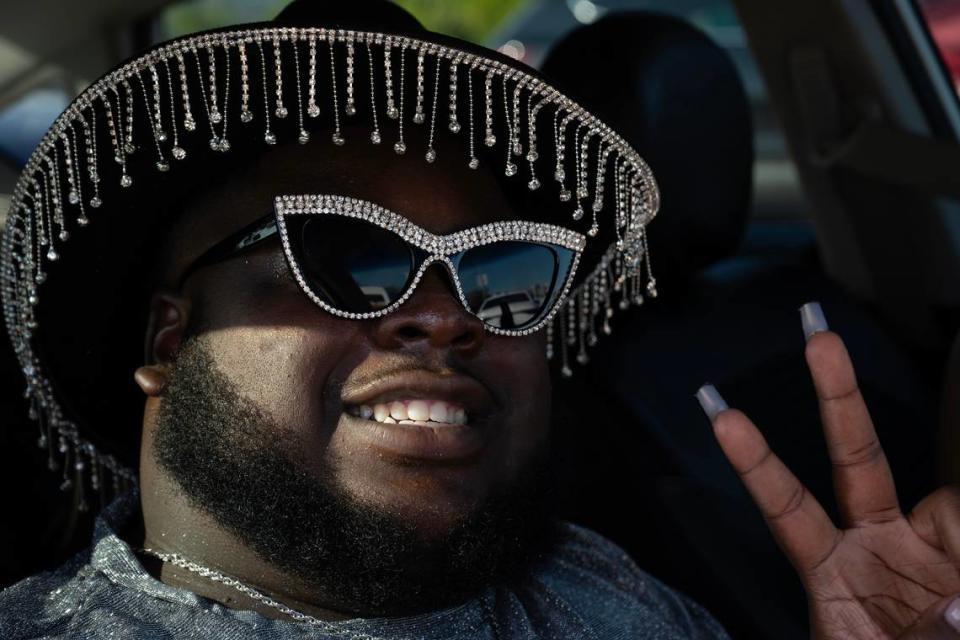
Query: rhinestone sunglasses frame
182 193 587 336
275 194 586 336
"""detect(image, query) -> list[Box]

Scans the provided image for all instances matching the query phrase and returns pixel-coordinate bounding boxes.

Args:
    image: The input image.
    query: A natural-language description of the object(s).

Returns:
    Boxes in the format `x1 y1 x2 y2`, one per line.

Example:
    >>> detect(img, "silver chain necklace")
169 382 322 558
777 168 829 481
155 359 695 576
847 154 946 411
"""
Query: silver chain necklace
139 548 503 640
140 548 385 640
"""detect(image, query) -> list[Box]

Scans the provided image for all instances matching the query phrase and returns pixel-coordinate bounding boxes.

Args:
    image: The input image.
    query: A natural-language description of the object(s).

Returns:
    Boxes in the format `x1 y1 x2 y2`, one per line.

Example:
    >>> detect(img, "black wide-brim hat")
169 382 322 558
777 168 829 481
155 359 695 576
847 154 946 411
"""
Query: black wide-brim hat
0 1 660 510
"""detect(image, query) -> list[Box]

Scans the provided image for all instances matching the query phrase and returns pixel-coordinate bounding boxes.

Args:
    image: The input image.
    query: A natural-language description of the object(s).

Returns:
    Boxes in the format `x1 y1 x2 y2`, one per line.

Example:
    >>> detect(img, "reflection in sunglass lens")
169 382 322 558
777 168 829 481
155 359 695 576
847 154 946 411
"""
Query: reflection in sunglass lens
457 241 561 330
293 216 414 313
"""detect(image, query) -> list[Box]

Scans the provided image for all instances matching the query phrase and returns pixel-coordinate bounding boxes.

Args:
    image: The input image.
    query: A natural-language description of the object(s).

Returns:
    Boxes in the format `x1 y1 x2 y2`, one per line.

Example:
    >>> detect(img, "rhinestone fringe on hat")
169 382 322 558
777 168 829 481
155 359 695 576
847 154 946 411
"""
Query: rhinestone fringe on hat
0 26 660 510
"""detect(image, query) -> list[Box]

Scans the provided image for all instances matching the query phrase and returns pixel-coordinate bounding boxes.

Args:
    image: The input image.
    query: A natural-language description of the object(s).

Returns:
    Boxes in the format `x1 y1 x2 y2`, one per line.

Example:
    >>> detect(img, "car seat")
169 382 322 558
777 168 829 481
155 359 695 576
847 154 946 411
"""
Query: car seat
542 12 940 639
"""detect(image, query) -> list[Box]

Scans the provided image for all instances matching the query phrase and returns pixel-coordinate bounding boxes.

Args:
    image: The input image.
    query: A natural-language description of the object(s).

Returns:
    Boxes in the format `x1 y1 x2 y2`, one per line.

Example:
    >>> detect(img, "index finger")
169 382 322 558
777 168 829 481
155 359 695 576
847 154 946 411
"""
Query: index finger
801 303 901 527
698 387 841 575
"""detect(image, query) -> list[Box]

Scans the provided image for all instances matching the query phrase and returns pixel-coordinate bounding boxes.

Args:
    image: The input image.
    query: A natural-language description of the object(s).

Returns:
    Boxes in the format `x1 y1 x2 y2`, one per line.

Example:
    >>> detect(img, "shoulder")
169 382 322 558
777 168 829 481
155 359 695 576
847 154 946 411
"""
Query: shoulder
0 550 94 640
526 521 730 639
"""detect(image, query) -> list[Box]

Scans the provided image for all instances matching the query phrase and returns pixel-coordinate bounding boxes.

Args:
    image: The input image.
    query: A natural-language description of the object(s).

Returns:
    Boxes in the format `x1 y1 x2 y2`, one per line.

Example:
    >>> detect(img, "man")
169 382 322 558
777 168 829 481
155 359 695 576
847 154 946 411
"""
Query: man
2 2 960 639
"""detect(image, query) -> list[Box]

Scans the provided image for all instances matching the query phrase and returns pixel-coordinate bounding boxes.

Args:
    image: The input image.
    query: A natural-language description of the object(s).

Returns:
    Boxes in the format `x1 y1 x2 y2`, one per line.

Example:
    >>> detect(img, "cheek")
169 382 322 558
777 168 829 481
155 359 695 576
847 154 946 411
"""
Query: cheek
191 320 366 444
188 261 370 436
485 333 552 461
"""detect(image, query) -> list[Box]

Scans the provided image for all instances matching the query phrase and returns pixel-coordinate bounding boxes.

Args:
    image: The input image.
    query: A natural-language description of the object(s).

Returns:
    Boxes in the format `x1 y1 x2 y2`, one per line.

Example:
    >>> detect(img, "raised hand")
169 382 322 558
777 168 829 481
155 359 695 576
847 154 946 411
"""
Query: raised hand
698 302 960 639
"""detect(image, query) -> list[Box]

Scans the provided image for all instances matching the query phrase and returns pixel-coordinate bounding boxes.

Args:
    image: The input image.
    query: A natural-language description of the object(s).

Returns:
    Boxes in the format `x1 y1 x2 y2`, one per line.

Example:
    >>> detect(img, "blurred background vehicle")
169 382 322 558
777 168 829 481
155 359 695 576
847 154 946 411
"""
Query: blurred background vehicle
2 1 959 638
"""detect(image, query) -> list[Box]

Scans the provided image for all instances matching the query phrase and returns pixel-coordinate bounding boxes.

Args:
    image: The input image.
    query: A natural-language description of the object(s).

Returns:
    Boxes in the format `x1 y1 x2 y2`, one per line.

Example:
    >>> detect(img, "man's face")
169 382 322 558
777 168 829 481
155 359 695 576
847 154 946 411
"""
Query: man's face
147 137 557 612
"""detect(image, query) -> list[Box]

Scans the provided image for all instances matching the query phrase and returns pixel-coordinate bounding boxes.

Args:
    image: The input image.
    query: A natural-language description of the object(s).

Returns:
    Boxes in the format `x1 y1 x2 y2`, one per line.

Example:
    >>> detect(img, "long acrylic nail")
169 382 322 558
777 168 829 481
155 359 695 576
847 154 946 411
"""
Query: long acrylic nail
696 384 729 422
944 597 960 631
800 301 828 341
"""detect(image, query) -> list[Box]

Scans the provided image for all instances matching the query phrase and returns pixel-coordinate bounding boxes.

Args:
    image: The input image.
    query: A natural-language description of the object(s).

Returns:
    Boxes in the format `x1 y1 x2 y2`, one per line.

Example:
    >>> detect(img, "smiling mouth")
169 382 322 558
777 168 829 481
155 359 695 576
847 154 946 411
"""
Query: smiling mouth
345 399 469 427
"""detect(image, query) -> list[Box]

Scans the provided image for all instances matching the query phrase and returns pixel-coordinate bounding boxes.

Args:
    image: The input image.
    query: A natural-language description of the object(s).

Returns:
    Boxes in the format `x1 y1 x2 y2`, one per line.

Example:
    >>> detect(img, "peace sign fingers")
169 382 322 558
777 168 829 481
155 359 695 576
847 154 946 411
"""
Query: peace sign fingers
697 302 904 577
697 387 842 575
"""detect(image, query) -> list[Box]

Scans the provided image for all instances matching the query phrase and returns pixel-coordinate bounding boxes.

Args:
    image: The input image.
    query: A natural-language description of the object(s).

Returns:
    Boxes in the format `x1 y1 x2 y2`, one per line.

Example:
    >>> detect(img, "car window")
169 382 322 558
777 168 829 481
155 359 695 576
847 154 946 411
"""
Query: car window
151 0 804 221
915 0 960 95
153 0 530 44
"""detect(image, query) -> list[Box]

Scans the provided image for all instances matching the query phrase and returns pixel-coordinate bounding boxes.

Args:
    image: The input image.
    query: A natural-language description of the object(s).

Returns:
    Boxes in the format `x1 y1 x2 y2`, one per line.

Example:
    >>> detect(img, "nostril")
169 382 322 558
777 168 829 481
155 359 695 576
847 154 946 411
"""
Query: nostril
452 330 479 347
397 325 428 340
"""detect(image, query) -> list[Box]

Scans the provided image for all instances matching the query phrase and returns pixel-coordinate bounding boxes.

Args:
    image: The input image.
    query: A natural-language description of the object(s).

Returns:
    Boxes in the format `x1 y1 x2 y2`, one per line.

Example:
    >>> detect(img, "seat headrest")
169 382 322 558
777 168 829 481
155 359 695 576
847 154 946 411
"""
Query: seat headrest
542 12 754 285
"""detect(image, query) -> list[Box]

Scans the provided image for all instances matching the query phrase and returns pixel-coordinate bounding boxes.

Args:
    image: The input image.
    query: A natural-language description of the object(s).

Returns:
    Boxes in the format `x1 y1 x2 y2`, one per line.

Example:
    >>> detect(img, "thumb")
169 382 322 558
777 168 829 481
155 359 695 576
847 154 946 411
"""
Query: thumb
898 594 960 639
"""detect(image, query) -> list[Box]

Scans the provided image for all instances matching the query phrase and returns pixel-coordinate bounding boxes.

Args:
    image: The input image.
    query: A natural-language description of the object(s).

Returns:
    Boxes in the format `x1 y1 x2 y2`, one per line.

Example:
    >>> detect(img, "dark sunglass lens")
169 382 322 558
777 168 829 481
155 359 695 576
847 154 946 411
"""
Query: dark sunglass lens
292 216 414 313
457 241 564 330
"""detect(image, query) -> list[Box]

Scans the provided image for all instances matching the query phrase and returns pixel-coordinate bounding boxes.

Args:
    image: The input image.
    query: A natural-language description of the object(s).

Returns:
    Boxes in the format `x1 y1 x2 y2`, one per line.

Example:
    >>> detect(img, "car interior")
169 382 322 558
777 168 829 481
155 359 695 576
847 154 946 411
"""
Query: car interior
1 1 958 638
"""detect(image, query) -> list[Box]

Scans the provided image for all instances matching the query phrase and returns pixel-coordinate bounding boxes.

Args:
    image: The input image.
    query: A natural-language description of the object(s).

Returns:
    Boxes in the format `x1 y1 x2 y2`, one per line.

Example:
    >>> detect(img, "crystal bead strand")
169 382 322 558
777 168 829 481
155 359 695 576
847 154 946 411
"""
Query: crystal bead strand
483 68 496 147
575 286 591 362
393 44 407 154
413 47 426 124
560 304 573 377
204 44 222 126
292 35 309 144
466 61 479 169
121 79 136 155
176 52 197 132
81 107 101 211
366 40 382 144
501 73 516 176
328 35 345 145
545 318 555 360
148 64 167 142
255 39 276 145
424 51 442 163
134 70 170 171
510 78 526 157
193 46 220 149
448 54 461 133
66 125 88 227
163 57 187 161
307 32 320 118
642 225 657 298
239 41 253 123
384 38 398 119
218 41 232 151
345 37 356 116
273 37 288 119
526 93 546 191
557 110 578 203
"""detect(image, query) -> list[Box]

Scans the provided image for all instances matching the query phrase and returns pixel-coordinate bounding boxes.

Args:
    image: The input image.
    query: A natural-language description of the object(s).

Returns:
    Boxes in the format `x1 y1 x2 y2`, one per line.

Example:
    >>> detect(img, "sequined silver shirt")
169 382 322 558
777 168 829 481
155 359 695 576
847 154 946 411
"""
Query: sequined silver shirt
0 493 730 639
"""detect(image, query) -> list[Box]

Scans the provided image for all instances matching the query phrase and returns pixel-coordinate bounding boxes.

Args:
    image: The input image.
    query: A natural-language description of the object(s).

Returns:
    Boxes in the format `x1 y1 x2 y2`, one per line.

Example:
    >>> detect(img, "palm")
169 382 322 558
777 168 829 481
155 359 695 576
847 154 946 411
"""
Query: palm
709 330 960 639
808 519 958 637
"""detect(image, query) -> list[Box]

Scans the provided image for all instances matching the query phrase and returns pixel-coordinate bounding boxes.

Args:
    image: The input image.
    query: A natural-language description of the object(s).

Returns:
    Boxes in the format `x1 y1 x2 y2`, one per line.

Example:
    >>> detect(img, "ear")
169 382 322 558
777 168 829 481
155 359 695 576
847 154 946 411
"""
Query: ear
134 292 191 398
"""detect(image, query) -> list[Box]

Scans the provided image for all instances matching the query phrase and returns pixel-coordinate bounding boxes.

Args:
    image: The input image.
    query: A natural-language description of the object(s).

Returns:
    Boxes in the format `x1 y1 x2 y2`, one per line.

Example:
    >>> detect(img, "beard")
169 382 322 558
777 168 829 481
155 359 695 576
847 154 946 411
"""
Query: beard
152 336 560 615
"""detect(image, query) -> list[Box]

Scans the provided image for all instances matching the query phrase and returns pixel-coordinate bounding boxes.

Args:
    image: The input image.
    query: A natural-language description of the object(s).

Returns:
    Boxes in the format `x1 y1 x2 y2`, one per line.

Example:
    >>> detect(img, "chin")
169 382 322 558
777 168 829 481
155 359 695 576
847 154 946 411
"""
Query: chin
333 465 492 540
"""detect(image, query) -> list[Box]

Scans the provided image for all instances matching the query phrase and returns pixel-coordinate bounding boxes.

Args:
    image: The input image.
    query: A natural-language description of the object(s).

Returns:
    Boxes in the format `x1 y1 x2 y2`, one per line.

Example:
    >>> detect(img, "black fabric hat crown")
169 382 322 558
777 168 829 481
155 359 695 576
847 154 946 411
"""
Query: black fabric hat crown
0 0 660 511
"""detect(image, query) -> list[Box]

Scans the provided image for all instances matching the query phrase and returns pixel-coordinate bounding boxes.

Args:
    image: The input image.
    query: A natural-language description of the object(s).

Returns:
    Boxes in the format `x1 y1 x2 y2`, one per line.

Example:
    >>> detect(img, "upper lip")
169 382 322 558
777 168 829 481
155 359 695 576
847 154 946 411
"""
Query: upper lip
341 369 497 421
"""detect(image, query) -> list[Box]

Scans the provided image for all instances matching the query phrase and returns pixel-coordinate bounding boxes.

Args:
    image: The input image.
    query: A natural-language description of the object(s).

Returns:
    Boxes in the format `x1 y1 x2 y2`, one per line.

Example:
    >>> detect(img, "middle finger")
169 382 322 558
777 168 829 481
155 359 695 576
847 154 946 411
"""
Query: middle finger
801 302 901 527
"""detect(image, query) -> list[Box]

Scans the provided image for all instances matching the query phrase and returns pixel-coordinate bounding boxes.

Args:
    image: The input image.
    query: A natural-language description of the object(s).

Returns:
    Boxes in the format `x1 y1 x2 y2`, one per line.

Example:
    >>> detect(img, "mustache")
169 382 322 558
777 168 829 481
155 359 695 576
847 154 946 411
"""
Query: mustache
335 354 498 405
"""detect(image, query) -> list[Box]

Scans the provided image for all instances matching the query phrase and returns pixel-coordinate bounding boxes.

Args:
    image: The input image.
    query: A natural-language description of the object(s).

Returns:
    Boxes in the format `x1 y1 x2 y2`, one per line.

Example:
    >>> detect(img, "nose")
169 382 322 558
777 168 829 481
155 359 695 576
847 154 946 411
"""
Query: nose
371 262 485 355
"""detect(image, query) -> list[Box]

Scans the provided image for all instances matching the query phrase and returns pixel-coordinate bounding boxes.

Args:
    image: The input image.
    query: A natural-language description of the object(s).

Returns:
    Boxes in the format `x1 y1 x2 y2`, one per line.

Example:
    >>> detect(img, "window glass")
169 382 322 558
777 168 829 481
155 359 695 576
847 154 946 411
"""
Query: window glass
493 0 805 219
915 0 960 94
155 0 530 44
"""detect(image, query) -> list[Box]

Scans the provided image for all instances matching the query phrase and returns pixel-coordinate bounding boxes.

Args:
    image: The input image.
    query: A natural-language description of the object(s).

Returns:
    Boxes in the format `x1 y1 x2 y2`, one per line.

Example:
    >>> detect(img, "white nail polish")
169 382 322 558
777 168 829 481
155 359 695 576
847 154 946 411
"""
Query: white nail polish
696 384 729 421
800 302 828 341
945 597 960 631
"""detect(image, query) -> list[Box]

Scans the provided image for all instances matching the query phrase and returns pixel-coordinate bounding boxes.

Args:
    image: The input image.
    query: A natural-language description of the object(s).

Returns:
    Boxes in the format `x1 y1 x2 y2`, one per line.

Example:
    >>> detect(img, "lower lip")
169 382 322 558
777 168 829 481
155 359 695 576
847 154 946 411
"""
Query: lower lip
342 413 488 462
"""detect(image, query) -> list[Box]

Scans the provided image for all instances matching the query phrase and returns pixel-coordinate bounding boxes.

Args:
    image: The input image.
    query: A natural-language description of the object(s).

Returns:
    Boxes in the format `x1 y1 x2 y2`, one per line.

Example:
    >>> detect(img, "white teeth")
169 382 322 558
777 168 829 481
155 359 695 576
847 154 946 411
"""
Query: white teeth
407 400 430 421
389 401 408 421
355 399 469 425
429 402 448 423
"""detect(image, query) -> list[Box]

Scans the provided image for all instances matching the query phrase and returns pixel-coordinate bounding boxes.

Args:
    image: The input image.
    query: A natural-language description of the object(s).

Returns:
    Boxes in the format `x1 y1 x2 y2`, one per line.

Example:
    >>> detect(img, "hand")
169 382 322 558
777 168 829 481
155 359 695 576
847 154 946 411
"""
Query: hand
698 302 960 639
